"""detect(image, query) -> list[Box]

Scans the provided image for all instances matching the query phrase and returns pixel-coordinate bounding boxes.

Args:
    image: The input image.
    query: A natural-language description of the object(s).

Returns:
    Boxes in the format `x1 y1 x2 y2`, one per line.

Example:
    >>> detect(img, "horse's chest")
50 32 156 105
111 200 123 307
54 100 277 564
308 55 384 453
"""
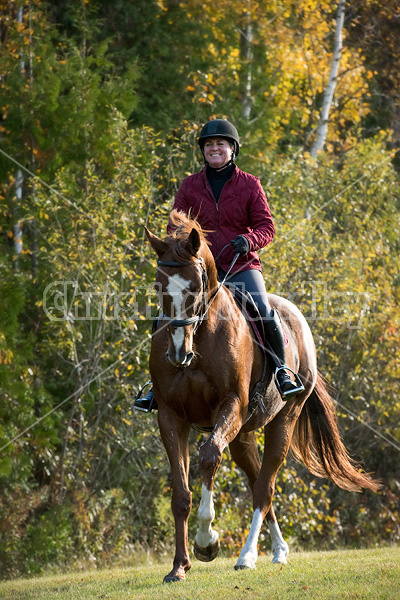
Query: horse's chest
167 370 214 400
164 370 218 419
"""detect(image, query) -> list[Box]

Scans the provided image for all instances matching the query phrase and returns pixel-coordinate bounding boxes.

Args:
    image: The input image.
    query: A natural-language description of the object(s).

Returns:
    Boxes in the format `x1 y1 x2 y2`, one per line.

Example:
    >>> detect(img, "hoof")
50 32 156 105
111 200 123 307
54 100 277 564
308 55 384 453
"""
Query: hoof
271 551 288 565
272 544 289 565
234 554 257 570
163 564 189 583
234 561 256 571
163 575 185 583
193 539 220 562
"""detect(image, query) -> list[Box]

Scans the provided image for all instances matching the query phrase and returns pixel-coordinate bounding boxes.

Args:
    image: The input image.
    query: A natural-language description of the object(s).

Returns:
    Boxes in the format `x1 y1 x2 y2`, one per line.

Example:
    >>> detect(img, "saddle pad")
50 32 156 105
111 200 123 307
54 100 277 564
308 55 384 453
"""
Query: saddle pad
223 282 266 348
224 282 289 349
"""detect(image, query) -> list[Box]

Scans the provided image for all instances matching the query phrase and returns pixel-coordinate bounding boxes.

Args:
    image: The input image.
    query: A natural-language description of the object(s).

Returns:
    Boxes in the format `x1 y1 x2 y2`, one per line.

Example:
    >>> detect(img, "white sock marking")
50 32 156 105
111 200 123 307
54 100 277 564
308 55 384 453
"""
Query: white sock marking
195 484 219 548
268 520 289 564
235 508 263 569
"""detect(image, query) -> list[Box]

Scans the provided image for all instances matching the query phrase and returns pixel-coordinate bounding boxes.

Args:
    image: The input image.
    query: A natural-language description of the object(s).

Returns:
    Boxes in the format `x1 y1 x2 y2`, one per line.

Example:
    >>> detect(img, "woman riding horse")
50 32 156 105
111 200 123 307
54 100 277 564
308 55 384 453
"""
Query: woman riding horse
135 118 304 412
142 211 380 582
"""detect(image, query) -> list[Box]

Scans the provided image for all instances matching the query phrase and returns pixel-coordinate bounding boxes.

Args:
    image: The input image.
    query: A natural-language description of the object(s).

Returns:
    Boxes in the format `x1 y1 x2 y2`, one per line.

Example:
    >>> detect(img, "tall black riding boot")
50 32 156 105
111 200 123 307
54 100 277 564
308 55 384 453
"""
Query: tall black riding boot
134 382 157 413
133 315 160 413
263 310 305 400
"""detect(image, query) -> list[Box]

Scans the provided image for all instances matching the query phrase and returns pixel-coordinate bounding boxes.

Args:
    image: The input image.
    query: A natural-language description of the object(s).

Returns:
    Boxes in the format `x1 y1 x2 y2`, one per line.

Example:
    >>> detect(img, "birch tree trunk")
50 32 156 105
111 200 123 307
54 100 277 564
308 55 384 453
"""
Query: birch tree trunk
310 0 346 157
13 7 24 268
27 4 39 278
241 3 253 120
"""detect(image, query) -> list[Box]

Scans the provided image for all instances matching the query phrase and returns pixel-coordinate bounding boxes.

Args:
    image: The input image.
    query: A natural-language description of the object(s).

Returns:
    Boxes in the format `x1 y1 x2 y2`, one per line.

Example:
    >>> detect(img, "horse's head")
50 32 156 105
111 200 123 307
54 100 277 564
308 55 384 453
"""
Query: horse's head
145 215 212 368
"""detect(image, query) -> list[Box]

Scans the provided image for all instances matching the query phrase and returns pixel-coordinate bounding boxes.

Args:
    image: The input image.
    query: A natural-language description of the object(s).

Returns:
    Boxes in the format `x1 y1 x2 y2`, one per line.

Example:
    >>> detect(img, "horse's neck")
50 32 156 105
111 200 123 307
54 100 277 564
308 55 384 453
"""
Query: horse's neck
204 284 237 330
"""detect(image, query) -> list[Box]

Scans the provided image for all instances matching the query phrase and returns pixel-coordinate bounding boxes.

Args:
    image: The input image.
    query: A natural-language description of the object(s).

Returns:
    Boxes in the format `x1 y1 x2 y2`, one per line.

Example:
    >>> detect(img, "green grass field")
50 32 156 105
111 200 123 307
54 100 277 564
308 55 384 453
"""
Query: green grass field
1 547 399 600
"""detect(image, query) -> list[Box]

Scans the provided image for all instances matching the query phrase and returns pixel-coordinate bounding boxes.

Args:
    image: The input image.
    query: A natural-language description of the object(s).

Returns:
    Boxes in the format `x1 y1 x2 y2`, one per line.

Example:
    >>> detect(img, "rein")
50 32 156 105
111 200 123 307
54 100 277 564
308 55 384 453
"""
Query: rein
196 252 239 326
157 252 239 331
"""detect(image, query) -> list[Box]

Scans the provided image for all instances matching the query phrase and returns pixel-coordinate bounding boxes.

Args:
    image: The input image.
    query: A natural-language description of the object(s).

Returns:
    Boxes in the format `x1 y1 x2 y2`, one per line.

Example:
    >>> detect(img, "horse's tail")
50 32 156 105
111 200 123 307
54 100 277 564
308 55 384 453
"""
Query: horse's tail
291 371 381 492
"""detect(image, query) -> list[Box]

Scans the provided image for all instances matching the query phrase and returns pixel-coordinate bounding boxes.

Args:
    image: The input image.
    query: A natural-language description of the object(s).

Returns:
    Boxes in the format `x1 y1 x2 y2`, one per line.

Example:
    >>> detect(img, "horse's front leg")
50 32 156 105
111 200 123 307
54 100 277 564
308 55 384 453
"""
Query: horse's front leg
194 394 245 563
158 407 192 583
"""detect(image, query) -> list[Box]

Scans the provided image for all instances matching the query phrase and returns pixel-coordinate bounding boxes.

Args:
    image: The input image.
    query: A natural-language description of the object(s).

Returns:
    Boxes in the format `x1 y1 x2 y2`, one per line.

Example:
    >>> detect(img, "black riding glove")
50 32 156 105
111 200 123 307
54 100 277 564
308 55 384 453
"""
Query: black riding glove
230 235 250 256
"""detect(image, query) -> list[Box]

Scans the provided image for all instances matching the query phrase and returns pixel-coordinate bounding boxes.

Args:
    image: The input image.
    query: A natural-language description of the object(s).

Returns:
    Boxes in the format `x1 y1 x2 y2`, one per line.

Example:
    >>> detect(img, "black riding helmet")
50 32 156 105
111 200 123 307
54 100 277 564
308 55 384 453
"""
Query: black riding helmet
198 119 240 160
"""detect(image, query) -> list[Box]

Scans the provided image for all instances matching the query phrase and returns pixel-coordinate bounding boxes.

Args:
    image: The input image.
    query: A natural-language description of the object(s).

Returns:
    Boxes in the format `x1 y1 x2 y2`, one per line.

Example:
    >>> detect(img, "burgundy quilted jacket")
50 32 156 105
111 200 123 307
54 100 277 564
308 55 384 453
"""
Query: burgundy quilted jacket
170 165 275 273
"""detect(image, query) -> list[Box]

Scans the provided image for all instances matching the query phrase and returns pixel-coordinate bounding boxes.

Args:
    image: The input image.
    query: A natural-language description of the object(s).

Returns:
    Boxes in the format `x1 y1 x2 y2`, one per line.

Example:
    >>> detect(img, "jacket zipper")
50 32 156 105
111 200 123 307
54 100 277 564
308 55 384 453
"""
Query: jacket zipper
204 172 234 264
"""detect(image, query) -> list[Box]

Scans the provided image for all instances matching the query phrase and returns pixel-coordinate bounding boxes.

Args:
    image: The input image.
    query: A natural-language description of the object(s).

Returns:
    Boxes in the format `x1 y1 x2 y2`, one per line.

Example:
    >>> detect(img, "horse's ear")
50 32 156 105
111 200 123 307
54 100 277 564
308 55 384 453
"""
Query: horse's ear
144 226 167 258
186 228 201 256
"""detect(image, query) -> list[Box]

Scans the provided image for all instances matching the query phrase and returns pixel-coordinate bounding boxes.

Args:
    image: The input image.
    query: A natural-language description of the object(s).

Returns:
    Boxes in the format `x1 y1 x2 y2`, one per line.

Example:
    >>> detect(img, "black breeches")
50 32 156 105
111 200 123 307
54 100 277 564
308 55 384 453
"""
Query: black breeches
219 268 273 320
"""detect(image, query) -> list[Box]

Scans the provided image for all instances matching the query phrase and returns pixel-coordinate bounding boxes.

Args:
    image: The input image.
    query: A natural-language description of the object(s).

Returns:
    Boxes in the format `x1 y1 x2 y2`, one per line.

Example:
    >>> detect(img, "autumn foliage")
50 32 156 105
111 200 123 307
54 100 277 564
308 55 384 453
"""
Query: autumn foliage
0 0 399 577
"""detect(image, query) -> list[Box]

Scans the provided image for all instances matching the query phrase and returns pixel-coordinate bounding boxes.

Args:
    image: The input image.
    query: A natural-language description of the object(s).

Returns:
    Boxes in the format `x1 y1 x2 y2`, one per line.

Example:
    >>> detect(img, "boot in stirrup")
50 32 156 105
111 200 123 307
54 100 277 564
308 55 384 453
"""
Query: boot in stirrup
134 381 158 413
274 365 304 400
134 314 162 413
263 310 305 400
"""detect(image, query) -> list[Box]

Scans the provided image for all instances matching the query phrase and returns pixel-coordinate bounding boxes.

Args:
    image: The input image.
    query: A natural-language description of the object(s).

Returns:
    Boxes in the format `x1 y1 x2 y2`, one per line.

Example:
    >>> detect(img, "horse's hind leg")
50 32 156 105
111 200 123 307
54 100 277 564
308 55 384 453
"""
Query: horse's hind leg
229 432 288 565
235 405 301 570
229 431 261 490
266 504 289 564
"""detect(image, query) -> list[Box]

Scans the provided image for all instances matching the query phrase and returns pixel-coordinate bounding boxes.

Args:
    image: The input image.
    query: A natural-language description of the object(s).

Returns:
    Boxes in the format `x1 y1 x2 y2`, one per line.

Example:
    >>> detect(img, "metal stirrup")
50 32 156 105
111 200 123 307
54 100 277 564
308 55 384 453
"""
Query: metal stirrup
134 381 153 412
274 366 304 398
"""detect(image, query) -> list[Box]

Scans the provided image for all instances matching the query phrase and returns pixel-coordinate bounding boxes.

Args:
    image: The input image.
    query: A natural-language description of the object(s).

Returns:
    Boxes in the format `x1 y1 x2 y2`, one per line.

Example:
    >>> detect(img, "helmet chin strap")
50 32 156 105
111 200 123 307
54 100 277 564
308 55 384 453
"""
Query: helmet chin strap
204 157 235 170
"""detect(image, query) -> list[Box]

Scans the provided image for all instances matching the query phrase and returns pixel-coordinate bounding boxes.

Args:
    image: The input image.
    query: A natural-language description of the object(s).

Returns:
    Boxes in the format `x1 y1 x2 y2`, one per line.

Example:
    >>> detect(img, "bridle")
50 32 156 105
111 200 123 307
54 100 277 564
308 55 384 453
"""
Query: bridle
157 257 209 331
157 250 239 333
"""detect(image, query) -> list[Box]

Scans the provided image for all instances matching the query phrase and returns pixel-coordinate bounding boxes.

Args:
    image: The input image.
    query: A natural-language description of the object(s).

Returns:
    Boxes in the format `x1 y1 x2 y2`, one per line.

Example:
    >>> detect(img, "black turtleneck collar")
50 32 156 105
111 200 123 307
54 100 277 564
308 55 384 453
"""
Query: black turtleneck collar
206 163 235 202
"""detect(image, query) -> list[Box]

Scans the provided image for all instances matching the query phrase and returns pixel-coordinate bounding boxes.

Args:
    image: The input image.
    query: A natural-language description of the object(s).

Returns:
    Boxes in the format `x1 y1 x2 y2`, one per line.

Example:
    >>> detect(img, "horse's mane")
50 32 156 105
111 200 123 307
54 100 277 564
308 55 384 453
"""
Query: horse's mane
167 210 217 287
168 209 209 244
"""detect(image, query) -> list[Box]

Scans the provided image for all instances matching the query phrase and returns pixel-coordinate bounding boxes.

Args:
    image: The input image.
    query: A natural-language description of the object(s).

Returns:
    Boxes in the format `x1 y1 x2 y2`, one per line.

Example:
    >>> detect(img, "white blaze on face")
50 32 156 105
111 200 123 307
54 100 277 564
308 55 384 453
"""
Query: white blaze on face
166 274 191 359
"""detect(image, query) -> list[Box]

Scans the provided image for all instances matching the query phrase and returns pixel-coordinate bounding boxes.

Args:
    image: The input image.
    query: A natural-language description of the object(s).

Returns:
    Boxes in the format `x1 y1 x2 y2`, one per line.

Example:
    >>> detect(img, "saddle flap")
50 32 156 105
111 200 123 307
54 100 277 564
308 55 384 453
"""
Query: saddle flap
224 282 265 348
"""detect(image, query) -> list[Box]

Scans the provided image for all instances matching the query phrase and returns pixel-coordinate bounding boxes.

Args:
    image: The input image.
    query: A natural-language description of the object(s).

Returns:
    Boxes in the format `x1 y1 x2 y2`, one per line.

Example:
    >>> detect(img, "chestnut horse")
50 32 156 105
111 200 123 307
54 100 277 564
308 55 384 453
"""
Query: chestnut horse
144 211 379 583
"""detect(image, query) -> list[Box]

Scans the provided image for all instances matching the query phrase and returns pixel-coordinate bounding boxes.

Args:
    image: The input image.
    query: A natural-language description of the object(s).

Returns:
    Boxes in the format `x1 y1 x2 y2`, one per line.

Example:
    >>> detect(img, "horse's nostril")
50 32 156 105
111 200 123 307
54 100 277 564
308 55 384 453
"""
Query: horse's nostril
166 351 194 368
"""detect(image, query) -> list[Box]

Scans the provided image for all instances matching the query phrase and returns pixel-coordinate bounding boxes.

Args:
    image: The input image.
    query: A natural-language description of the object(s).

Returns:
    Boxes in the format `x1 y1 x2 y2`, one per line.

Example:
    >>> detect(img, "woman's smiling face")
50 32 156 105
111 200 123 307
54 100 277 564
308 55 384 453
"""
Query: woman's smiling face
203 137 234 169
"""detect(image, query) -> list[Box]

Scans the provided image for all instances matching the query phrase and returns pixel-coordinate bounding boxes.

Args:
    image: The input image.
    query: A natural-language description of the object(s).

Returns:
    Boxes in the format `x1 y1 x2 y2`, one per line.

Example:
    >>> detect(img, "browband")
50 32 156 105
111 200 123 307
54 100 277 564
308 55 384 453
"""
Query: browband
157 257 204 268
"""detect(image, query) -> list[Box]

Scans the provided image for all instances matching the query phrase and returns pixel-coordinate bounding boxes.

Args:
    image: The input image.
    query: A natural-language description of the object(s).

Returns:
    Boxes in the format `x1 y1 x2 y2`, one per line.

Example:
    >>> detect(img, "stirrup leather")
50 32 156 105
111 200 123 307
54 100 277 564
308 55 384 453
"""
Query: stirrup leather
274 366 305 399
134 381 155 412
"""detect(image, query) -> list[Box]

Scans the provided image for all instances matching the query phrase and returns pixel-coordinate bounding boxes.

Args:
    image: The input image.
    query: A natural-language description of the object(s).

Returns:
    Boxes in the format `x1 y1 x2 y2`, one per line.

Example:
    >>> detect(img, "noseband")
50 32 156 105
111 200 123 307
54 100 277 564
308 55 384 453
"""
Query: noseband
157 258 208 330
